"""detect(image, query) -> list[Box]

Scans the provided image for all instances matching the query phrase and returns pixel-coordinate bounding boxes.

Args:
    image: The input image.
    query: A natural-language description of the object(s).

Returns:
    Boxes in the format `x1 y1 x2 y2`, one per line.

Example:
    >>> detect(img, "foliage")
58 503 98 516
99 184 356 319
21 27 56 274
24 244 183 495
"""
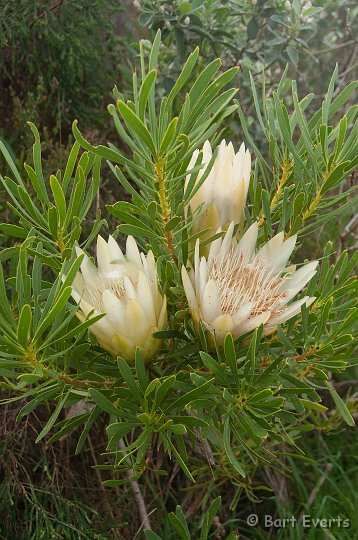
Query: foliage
0 28 357 538
136 0 357 82
138 0 323 68
0 0 120 162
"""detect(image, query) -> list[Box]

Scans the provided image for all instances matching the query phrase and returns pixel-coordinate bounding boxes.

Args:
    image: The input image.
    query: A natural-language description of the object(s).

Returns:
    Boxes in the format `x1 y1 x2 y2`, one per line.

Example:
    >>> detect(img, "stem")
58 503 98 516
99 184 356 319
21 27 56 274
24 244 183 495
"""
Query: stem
258 160 291 227
155 155 178 265
118 439 152 532
57 228 65 253
293 345 320 363
302 167 331 222
59 374 111 388
88 435 116 521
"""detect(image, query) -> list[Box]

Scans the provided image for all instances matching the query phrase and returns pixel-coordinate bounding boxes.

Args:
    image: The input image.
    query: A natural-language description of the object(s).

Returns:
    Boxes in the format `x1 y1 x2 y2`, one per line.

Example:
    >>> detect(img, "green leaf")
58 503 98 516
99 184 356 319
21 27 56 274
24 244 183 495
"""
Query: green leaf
50 174 66 225
135 348 149 392
160 117 178 154
75 406 101 454
188 58 221 107
117 100 157 156
155 375 176 407
27 122 49 205
144 531 163 540
48 205 58 239
33 286 72 343
166 378 215 411
139 69 157 121
17 304 32 348
168 508 190 540
0 223 27 238
327 384 355 426
166 47 199 110
117 358 142 402
62 141 81 193
321 161 351 194
36 392 69 442
89 389 122 417
200 496 221 540
223 418 245 477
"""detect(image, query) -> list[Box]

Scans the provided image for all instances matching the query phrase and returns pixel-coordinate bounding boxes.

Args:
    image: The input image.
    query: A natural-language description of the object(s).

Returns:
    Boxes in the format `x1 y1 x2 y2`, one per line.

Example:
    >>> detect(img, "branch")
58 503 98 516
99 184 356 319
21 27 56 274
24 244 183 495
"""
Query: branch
155 156 178 265
118 439 152 532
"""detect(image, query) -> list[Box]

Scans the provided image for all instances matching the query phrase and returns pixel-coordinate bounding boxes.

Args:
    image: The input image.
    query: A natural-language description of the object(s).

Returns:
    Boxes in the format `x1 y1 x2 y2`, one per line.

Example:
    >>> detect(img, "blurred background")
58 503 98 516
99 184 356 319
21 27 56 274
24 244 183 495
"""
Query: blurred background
0 1 357 538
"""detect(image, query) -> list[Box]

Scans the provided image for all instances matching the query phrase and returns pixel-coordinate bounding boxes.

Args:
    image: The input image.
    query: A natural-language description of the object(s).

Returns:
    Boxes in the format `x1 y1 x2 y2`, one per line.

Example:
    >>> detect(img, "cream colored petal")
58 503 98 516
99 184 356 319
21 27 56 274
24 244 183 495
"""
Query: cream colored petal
202 140 213 163
142 328 162 359
158 295 167 329
72 273 86 296
278 269 317 306
124 298 150 341
210 313 234 345
243 149 251 196
237 311 271 336
137 270 156 325
231 181 246 224
77 249 101 286
185 148 200 188
76 296 96 316
123 275 137 300
199 257 208 303
112 333 136 362
269 235 297 273
232 301 254 326
217 222 235 260
202 279 222 324
236 222 258 256
70 286 83 306
207 227 223 269
279 261 319 292
194 239 201 294
202 202 220 234
268 296 314 327
256 231 285 261
144 250 158 291
126 236 142 267
233 142 245 182
102 289 126 328
89 314 117 343
108 234 125 264
96 235 111 273
182 266 199 311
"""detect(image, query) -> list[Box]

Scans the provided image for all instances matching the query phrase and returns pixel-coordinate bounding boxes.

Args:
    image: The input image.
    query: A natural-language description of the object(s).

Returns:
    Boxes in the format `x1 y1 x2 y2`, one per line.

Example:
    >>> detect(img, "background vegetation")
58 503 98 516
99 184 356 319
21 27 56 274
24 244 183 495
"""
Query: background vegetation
0 1 357 539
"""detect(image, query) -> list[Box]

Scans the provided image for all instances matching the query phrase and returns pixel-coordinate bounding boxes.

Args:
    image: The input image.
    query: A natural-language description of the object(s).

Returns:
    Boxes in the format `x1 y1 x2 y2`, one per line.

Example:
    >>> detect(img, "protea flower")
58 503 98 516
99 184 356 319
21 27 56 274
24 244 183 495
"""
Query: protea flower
71 235 167 363
185 140 251 239
181 222 317 345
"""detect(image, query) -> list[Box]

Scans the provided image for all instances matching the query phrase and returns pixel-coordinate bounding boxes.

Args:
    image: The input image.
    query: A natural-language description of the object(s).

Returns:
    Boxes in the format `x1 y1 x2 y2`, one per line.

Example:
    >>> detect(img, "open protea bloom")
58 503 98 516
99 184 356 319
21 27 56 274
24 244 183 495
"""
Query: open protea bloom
185 139 251 238
181 222 317 345
71 235 167 363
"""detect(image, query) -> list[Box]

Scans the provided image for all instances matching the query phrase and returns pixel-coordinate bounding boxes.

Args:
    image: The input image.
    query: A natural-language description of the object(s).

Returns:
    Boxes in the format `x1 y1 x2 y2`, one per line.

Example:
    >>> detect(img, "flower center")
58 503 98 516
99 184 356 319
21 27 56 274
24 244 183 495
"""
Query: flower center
209 250 286 317
87 271 126 311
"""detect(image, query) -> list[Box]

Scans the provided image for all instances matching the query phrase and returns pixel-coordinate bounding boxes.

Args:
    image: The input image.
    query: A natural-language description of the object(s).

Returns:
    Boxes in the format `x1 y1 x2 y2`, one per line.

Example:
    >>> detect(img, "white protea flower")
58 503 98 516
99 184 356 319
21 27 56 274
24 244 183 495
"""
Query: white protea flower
71 235 167 363
181 222 317 345
185 139 251 239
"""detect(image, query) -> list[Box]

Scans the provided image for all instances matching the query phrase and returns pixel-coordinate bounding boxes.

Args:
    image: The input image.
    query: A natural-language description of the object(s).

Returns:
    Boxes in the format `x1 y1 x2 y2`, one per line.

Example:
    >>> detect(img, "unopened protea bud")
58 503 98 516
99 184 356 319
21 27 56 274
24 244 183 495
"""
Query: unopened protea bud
185 140 251 241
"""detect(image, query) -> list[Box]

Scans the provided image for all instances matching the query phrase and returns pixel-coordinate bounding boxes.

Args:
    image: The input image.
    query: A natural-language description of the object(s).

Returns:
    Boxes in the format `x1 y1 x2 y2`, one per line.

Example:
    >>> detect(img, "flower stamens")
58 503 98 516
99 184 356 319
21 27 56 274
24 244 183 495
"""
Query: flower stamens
210 250 287 317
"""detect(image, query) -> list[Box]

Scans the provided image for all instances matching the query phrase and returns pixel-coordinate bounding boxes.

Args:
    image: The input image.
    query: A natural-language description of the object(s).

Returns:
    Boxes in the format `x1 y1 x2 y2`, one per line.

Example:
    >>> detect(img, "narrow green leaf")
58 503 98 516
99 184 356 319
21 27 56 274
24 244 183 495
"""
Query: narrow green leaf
50 174 66 225
17 304 32 348
117 100 157 156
